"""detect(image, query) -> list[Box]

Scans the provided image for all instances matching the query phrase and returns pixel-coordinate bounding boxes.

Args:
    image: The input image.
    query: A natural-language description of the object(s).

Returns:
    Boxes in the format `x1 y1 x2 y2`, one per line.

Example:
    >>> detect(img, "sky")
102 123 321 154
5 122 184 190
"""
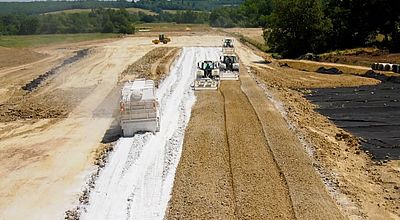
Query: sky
0 0 129 2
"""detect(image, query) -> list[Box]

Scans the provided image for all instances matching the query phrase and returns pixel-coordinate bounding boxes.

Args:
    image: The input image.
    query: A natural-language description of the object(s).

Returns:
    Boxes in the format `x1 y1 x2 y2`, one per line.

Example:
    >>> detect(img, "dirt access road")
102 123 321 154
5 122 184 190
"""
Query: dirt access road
0 37 154 219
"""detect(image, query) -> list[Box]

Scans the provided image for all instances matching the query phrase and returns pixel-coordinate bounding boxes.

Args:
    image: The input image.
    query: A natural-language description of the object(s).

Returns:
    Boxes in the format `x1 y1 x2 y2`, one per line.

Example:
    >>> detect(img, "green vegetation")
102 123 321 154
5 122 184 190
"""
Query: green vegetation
156 10 209 24
0 33 117 48
239 35 269 52
133 0 242 12
0 1 132 15
210 0 400 57
0 1 243 16
266 0 331 57
136 23 210 32
210 0 272 27
0 8 136 35
1 0 399 58
0 7 210 36
44 8 157 16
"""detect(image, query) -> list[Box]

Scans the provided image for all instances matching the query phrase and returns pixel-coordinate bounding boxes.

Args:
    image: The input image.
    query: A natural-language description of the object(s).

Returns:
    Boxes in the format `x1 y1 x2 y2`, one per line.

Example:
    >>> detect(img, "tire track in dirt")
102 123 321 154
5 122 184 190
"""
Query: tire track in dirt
220 80 295 219
167 91 236 219
238 62 346 218
220 89 239 217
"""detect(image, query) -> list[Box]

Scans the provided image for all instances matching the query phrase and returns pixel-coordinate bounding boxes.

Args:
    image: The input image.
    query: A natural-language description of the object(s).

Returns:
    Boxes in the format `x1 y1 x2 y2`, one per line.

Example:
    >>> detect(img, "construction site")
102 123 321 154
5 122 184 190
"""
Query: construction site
0 29 399 220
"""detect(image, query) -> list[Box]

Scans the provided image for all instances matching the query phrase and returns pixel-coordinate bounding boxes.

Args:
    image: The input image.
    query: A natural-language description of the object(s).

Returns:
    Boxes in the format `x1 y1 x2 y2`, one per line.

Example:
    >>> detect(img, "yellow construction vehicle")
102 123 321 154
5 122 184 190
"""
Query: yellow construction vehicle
152 33 171 44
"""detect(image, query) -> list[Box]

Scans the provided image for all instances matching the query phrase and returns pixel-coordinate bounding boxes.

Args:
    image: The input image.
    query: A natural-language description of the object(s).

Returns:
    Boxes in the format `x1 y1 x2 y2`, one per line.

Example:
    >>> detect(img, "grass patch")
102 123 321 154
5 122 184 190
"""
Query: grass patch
0 33 118 48
136 23 211 32
162 9 206 14
219 28 268 52
239 35 269 52
44 7 157 15
319 47 379 57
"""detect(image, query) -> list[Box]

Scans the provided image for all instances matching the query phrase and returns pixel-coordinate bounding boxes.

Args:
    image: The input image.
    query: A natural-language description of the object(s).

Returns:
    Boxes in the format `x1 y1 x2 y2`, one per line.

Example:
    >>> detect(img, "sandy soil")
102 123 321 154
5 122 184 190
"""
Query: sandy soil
80 47 198 220
239 44 400 218
222 28 265 45
0 37 155 219
320 48 400 67
0 46 48 69
168 43 344 219
167 91 237 219
0 35 225 219
1 30 398 220
120 47 180 82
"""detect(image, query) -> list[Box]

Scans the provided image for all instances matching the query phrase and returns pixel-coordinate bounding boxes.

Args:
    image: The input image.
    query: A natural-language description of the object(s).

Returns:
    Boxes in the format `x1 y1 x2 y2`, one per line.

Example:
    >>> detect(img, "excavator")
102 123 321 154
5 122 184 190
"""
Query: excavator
219 53 239 80
193 60 220 90
152 33 171 44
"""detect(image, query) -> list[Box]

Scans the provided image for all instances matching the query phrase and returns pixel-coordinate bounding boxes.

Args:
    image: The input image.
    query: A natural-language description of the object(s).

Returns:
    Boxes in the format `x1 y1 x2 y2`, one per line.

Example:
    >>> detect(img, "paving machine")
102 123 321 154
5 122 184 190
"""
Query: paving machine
120 79 160 136
193 60 220 90
152 33 171 44
222 38 234 53
219 53 239 80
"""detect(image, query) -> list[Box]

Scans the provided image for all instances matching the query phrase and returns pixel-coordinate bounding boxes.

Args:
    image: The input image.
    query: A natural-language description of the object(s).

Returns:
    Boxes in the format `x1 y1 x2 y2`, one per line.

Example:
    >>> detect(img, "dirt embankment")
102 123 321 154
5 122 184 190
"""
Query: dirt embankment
253 63 379 89
0 50 93 123
251 62 400 218
0 88 92 123
167 91 236 219
320 48 400 67
168 68 345 219
120 47 181 83
168 82 296 219
0 46 48 69
221 81 295 219
0 46 181 124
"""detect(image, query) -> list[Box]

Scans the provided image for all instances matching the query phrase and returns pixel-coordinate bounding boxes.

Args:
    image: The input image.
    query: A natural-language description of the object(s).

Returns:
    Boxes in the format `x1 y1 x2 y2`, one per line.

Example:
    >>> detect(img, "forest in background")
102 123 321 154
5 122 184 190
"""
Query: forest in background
210 0 400 57
0 0 399 57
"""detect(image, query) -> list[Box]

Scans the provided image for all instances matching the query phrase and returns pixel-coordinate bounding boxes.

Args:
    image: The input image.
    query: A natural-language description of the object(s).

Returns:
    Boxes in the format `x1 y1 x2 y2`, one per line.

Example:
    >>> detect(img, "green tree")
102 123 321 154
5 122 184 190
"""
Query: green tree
19 16 39 34
266 0 332 57
102 18 114 33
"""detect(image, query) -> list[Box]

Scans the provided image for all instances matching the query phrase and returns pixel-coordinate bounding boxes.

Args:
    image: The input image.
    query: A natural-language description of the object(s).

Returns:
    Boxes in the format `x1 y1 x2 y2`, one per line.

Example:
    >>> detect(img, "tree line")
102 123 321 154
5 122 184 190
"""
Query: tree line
210 0 400 58
0 8 136 35
0 9 211 35
0 0 243 16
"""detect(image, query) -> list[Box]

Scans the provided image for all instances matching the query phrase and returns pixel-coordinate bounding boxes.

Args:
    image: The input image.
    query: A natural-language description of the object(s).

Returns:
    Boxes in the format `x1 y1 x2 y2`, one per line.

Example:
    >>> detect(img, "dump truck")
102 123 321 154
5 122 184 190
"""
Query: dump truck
219 53 239 80
152 33 171 44
222 38 234 53
193 61 220 90
120 79 160 137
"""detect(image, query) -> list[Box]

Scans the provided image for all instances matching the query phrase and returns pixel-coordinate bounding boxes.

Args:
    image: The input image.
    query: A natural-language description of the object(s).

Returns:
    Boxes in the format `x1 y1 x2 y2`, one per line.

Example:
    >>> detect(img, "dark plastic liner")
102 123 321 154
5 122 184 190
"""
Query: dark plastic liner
305 82 400 160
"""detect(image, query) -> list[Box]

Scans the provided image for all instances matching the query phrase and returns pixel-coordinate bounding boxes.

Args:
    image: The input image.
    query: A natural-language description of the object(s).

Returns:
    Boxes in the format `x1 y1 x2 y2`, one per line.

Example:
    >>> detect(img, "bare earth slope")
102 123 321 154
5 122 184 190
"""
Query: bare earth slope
167 91 236 219
0 37 154 219
221 81 295 219
168 46 343 219
239 65 345 219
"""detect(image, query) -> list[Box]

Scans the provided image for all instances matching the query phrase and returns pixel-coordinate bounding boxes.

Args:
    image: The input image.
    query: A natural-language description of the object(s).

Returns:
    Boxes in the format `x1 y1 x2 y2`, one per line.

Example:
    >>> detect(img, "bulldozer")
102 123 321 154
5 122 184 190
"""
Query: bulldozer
152 33 171 44
219 53 239 80
193 60 220 90
222 38 234 53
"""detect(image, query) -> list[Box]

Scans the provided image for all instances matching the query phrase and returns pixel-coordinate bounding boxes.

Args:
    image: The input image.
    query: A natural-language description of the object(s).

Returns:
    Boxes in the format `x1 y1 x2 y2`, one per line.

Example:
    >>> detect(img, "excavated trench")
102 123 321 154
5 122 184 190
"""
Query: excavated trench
306 82 400 160
22 49 89 92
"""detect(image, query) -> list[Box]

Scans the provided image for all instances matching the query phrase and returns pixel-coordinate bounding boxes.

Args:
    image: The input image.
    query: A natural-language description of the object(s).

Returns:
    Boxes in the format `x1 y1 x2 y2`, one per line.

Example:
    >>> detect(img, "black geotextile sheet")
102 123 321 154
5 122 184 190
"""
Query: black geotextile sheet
306 82 400 160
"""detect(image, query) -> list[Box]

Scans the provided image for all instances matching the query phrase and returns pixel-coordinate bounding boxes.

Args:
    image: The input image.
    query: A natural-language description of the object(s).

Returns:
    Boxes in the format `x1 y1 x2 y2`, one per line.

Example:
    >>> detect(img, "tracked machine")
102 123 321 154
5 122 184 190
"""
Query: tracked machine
222 38 235 53
219 53 239 80
193 61 220 90
120 79 160 137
